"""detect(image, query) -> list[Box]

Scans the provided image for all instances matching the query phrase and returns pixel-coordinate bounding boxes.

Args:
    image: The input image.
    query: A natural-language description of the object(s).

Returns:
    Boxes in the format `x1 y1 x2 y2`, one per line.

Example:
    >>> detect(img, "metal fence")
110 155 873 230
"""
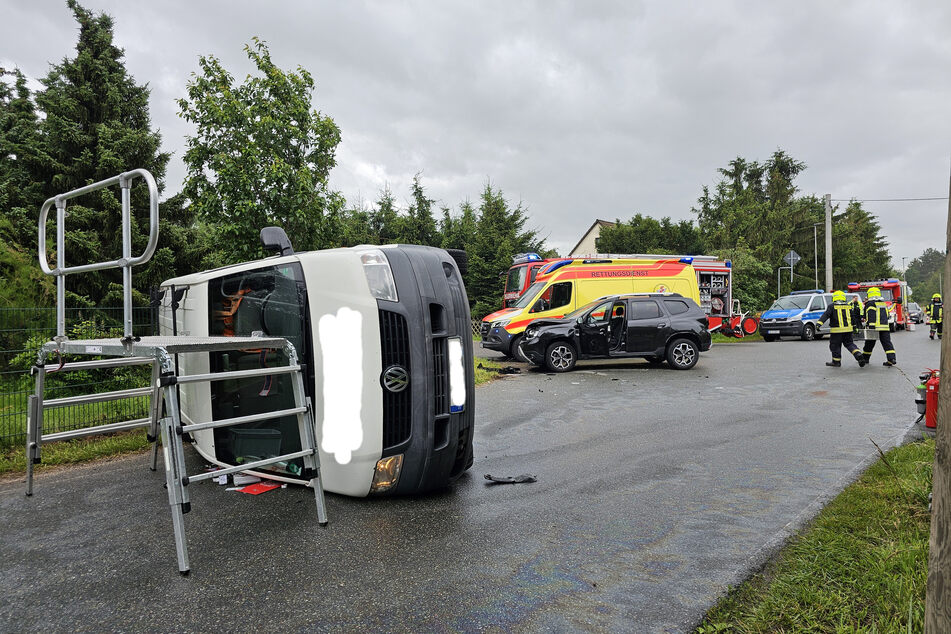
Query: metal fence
0 306 157 450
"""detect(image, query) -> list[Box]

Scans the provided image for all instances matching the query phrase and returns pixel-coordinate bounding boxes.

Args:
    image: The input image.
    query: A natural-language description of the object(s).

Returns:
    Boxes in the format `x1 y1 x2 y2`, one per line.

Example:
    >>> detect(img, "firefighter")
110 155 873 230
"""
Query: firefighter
862 287 897 366
850 295 863 332
817 290 866 367
928 292 943 340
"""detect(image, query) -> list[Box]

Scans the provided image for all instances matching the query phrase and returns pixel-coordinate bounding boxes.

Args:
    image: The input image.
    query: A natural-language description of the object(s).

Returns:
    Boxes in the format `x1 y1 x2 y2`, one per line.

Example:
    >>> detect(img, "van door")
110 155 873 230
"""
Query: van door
578 298 613 356
529 281 573 317
627 299 668 354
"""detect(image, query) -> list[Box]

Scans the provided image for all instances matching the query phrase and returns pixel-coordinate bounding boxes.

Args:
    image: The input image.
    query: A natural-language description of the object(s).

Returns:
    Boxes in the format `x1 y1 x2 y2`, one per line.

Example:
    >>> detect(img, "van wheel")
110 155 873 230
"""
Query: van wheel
444 249 468 276
666 338 699 370
545 342 576 372
762 334 777 342
509 335 528 363
801 323 816 341
889 322 896 332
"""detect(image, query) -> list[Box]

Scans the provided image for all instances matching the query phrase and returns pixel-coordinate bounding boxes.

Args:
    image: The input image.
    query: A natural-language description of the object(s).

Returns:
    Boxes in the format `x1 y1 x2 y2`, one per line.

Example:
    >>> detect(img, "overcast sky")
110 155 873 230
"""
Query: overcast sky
3 0 950 268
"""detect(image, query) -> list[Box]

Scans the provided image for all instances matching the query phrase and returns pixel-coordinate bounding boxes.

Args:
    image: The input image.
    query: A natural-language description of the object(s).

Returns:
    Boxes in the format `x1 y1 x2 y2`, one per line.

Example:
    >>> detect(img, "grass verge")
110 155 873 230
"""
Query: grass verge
699 437 933 632
0 429 150 477
712 331 764 343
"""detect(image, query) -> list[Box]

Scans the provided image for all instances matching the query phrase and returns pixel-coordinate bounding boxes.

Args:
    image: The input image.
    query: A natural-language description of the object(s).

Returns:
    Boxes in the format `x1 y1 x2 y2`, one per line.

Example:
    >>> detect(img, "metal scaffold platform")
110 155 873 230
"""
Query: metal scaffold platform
27 169 328 574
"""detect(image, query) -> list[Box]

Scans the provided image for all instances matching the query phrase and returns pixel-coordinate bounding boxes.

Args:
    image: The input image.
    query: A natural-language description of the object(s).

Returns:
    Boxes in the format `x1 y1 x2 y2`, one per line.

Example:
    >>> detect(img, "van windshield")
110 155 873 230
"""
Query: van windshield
511 281 547 309
768 296 811 311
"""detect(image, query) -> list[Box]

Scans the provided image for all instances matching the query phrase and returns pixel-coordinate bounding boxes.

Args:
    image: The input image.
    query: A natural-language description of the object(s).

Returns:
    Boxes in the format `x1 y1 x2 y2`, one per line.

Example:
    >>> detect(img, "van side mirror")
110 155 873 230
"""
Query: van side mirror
260 226 295 256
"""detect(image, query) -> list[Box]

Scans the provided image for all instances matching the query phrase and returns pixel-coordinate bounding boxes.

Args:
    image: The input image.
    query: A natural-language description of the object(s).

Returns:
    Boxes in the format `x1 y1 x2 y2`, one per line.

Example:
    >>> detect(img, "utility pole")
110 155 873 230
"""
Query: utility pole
925 162 951 632
813 223 822 289
824 194 833 290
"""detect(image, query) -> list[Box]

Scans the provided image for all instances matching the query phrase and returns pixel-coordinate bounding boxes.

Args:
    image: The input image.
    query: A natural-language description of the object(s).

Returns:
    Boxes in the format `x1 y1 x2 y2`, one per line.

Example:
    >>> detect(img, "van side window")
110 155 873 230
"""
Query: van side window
632 300 661 319
532 281 572 313
663 299 689 315
810 296 826 311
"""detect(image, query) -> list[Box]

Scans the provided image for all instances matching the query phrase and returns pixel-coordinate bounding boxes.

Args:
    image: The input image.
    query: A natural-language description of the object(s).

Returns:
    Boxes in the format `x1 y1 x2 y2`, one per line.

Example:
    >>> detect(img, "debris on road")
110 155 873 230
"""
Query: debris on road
483 473 537 485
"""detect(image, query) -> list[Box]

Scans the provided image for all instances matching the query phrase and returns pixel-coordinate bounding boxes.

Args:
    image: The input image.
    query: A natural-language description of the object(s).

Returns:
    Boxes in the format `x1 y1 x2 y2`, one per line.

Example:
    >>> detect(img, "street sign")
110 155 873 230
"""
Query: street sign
783 250 801 267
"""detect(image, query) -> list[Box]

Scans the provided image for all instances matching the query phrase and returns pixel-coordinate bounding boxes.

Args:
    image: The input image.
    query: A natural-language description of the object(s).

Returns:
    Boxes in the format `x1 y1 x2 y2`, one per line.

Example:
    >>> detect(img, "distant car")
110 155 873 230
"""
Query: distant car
518 293 712 372
758 291 861 341
907 302 924 324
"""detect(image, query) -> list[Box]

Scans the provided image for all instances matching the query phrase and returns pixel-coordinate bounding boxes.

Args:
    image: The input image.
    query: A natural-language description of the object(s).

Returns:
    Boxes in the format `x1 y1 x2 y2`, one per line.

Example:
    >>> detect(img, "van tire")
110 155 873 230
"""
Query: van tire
509 335 528 363
762 334 777 342
445 249 468 276
801 323 816 341
545 341 576 372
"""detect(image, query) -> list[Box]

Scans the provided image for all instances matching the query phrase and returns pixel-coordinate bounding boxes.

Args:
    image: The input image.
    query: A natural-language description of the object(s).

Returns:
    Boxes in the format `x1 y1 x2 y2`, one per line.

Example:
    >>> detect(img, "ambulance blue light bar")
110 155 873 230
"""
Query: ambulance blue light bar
679 257 694 264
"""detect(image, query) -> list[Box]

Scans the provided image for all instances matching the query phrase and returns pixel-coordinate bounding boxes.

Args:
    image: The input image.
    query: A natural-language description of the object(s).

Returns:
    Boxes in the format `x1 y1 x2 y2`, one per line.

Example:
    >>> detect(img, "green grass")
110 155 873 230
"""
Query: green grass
0 429 150 476
712 331 764 343
699 438 933 632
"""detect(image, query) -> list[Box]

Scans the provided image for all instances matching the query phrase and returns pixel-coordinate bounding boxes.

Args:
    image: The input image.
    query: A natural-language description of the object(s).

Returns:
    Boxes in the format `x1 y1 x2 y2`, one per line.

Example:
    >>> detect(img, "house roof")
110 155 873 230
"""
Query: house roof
568 219 616 256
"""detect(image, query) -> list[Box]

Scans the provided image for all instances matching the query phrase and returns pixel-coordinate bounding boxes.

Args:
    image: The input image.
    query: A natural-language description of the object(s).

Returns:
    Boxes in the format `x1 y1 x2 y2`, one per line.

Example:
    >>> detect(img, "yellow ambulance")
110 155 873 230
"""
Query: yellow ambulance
480 257 702 358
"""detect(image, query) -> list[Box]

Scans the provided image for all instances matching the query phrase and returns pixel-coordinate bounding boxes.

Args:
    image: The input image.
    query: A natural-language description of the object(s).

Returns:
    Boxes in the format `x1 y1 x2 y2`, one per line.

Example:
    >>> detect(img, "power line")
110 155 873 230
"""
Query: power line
830 197 948 202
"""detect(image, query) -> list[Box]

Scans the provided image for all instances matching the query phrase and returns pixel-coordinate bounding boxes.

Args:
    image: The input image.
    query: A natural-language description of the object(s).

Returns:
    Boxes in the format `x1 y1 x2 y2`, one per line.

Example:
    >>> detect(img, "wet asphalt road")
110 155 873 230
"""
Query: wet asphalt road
0 328 938 632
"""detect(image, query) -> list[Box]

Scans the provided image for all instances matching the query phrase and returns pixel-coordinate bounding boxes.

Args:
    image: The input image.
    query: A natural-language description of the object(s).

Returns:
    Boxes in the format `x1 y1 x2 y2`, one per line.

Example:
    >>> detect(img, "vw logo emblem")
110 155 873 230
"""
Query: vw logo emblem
382 365 409 393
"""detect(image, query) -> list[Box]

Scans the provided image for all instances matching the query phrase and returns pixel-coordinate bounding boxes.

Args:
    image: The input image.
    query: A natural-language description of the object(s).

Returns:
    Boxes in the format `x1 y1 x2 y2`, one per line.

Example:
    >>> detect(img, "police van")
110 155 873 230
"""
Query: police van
158 232 475 497
758 289 860 341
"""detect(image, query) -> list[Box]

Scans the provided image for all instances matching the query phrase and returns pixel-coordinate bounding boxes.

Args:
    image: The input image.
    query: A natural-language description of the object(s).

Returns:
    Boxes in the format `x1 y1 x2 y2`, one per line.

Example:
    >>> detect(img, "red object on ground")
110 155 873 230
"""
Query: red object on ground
238 481 282 495
926 371 940 429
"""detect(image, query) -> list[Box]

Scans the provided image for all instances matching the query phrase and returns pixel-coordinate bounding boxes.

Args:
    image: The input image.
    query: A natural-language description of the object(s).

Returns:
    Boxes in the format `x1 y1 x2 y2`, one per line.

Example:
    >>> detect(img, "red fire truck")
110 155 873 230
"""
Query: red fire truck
502 253 758 337
846 278 911 331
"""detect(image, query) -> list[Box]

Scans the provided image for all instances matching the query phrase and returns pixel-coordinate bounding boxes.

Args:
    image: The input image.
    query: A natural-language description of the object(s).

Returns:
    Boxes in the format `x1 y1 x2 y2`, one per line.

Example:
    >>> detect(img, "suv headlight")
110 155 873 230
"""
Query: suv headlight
491 319 510 330
359 249 398 302
525 326 538 339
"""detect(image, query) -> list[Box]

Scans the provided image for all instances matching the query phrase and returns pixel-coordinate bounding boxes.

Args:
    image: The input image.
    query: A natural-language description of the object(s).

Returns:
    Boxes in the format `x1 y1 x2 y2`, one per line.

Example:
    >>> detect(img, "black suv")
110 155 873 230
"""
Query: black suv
519 293 712 372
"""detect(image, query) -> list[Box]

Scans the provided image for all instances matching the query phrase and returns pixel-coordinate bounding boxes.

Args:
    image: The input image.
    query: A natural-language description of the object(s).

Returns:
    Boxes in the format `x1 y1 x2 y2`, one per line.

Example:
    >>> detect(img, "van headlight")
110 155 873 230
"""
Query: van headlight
359 249 398 302
491 319 510 330
370 454 403 493
525 326 538 339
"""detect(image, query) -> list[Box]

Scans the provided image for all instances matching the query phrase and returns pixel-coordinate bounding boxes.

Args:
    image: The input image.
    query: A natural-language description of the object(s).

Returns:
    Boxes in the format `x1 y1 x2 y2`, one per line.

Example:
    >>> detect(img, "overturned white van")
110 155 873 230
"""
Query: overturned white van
158 234 475 497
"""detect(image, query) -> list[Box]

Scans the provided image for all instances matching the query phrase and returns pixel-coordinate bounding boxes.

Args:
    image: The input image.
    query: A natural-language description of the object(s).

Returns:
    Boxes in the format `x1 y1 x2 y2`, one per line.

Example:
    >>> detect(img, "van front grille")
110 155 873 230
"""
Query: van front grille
432 337 448 415
379 310 411 450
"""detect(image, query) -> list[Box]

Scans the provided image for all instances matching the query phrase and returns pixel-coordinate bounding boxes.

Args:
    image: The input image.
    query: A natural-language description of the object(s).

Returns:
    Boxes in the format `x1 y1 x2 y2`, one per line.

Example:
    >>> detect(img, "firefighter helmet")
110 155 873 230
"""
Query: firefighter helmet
867 287 882 299
832 290 847 303
933 293 942 301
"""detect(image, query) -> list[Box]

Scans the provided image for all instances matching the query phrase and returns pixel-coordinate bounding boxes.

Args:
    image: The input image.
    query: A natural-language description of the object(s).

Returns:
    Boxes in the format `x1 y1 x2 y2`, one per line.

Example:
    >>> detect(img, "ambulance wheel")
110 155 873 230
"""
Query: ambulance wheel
666 338 699 370
762 334 777 342
889 323 896 332
509 335 528 363
545 341 576 372
801 323 816 341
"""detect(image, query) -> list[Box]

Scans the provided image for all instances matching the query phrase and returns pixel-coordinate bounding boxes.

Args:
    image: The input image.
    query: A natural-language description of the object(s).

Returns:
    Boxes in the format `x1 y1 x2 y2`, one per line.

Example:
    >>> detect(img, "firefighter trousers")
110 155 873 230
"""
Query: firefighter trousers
930 322 943 338
829 332 863 364
863 330 896 364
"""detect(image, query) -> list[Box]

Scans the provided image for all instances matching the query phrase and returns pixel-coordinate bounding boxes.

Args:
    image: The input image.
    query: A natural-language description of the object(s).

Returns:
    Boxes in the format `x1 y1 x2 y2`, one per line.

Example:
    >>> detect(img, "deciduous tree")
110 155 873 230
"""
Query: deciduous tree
178 38 341 263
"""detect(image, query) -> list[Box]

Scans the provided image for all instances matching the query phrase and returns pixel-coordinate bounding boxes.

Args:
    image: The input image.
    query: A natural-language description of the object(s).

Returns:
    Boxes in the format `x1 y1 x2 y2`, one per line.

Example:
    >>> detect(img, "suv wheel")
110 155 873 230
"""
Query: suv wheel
666 338 699 370
801 323 816 341
545 341 576 372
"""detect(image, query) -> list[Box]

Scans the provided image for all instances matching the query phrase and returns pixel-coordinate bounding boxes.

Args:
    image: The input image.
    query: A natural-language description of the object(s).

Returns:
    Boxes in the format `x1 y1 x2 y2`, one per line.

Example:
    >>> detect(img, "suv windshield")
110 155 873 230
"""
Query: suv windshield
566 297 615 319
768 296 811 311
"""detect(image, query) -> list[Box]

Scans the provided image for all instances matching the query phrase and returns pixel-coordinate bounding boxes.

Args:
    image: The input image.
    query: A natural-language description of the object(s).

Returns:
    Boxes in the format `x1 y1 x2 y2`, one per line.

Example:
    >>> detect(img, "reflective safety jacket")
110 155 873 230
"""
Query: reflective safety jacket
929 301 943 324
818 301 854 333
864 300 889 331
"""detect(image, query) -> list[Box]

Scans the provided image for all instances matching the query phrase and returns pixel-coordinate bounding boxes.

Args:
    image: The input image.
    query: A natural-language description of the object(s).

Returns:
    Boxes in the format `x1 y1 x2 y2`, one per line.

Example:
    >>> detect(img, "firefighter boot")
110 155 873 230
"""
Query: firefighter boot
825 360 841 367
853 350 867 367
930 330 935 340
